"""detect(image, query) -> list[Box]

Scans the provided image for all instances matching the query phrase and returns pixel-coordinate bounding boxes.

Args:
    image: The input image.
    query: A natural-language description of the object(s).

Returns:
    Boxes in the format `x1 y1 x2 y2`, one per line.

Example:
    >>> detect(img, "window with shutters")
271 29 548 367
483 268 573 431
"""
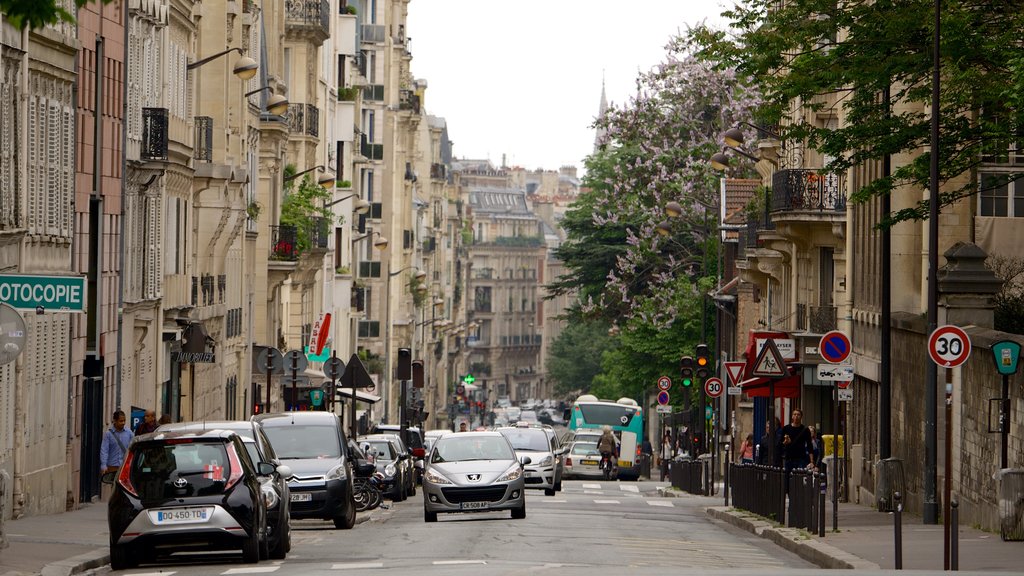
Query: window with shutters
144 193 163 299
0 56 21 229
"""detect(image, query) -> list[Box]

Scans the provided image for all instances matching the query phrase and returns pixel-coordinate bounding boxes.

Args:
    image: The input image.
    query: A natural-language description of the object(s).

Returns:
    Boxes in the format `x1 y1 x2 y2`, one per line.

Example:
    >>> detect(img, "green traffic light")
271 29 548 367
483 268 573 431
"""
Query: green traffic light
683 378 692 387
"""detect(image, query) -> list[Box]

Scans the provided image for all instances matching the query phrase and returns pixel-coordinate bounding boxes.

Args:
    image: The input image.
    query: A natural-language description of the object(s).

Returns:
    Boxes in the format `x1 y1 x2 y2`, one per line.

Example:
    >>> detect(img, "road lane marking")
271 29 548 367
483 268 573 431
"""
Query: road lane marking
620 485 639 493
128 573 175 576
646 500 674 507
593 499 620 504
581 483 602 489
433 560 487 565
583 490 604 495
332 562 384 570
222 568 280 575
536 499 567 503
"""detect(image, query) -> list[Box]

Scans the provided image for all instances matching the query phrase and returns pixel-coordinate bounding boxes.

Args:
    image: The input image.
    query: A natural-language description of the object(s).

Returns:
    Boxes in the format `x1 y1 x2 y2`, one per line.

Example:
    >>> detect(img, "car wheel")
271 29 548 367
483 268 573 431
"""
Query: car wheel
511 501 527 519
424 508 437 523
544 488 556 496
333 486 357 529
269 517 289 559
110 544 137 570
241 525 261 563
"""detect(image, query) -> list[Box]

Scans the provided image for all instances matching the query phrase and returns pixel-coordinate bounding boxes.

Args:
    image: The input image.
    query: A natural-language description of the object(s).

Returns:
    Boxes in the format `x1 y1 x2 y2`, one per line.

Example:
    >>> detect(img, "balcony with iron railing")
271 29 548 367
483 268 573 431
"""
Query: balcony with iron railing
771 169 847 214
287 103 320 138
270 225 299 261
430 163 447 180
795 303 837 333
194 116 212 162
399 89 421 113
141 107 168 161
285 0 330 42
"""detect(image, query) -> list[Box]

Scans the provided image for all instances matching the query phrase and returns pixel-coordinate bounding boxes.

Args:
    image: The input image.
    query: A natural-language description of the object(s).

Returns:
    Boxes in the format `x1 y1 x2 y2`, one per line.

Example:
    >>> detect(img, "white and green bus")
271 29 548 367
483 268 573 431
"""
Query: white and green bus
568 395 644 480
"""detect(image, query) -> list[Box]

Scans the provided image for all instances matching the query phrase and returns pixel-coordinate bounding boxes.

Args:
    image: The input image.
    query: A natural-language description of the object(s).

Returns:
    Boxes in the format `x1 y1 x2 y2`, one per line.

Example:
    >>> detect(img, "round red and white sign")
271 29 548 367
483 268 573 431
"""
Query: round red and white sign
704 377 724 398
928 325 971 368
657 376 672 391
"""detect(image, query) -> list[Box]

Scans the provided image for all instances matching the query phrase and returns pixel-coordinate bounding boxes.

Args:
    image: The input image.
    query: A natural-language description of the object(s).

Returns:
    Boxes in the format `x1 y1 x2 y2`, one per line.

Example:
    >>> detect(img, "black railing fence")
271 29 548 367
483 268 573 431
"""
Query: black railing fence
729 464 787 522
669 458 708 495
787 469 826 532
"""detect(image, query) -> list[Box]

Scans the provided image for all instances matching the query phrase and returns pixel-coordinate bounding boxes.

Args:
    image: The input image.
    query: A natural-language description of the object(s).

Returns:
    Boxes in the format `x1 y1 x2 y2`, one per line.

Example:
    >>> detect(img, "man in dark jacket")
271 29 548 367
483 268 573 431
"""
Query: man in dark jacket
776 408 813 472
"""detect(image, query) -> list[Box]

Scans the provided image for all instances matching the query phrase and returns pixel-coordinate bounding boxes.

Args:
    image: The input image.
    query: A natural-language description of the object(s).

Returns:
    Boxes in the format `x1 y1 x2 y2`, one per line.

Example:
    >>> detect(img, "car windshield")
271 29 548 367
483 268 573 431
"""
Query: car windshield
364 441 396 461
432 436 514 463
262 425 341 459
571 442 600 456
130 441 232 499
498 429 549 452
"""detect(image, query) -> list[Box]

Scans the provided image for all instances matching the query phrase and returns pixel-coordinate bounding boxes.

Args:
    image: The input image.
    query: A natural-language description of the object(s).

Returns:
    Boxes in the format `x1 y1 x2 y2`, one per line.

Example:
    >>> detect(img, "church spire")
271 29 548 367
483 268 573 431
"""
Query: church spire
594 72 609 151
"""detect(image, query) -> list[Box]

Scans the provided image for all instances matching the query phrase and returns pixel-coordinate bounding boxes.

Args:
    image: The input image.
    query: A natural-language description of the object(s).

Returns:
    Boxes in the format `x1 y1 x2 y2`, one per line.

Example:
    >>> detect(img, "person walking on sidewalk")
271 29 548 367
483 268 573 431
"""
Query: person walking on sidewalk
100 410 133 474
135 410 158 435
738 433 755 465
659 431 673 481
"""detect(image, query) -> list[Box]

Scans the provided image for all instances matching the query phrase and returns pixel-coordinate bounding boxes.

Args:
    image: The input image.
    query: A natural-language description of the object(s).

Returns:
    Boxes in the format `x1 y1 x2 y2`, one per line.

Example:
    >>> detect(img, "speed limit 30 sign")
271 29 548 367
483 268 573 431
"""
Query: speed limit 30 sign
928 325 972 368
704 377 724 398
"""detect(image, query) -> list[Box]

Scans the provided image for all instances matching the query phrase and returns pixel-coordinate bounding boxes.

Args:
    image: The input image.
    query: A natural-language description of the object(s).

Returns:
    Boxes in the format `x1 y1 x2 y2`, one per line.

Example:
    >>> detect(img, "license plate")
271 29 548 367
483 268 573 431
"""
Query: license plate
152 507 211 524
460 501 488 510
290 492 312 502
582 460 598 465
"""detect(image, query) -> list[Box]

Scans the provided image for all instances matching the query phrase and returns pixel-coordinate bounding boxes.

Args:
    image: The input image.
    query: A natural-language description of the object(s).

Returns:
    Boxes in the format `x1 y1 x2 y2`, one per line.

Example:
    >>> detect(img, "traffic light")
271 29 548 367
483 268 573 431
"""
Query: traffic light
680 356 694 387
412 360 424 389
695 344 711 379
397 347 412 380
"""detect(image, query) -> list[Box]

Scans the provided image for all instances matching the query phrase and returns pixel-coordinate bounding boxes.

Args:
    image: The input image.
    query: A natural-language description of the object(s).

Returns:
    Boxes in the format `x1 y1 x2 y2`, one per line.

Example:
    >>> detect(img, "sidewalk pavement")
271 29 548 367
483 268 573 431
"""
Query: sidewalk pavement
659 486 1023 572
0 502 383 576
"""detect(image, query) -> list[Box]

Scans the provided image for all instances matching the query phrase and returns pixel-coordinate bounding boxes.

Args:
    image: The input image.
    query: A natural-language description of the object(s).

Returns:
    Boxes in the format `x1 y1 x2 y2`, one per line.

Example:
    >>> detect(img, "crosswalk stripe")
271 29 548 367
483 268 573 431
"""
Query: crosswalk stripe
583 490 603 495
620 485 639 493
221 568 280 575
433 560 487 565
536 499 567 503
128 573 175 576
593 499 620 504
646 500 673 507
331 562 384 570
581 483 602 489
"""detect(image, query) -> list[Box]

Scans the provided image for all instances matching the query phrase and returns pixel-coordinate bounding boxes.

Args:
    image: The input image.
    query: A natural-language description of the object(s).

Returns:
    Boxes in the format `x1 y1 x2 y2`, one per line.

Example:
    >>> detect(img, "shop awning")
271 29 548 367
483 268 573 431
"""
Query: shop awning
739 329 801 398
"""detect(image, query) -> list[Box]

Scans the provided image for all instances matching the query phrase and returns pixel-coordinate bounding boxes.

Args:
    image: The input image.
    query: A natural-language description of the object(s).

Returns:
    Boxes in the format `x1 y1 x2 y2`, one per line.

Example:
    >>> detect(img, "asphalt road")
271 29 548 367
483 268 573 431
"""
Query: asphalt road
99 480 817 576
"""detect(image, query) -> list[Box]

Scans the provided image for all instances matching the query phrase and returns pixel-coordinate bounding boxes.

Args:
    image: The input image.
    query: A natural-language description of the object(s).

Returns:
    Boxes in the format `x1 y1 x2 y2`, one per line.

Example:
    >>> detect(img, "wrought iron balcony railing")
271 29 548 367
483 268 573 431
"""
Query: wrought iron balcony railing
809 305 837 333
287 103 319 137
270 225 299 261
772 169 846 213
399 89 421 113
194 116 212 162
141 107 168 161
307 216 330 249
285 0 329 41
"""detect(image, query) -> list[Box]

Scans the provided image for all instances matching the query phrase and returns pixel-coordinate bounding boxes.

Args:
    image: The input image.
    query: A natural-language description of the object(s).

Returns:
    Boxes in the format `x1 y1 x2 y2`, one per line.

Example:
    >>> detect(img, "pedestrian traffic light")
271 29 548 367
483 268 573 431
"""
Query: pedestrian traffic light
695 344 711 379
412 360 424 389
680 356 694 387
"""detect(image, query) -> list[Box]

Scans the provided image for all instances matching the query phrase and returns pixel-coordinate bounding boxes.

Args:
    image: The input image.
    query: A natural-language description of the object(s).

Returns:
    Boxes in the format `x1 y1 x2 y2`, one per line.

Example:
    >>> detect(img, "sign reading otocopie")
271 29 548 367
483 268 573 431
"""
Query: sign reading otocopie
0 274 87 312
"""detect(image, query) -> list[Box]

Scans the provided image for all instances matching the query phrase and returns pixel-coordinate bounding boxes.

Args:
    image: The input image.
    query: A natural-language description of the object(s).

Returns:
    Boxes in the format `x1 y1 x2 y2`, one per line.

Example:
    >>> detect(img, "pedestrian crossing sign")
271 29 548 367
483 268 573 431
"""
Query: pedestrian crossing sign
751 338 787 378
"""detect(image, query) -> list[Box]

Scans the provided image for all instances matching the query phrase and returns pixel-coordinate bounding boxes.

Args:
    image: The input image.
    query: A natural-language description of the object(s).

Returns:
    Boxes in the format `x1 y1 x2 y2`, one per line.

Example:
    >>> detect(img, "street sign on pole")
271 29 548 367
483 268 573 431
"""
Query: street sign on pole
657 390 670 406
816 363 854 381
837 388 853 402
751 339 787 378
0 274 87 312
704 377 724 398
657 376 672 391
991 340 1021 376
928 325 971 368
724 361 745 387
656 405 672 414
819 330 852 364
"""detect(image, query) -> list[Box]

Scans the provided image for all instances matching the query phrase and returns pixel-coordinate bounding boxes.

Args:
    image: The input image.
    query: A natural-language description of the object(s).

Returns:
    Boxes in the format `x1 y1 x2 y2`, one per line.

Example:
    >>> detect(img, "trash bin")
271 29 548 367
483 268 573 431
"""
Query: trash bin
997 468 1024 541
821 434 845 458
875 458 905 512
823 456 846 502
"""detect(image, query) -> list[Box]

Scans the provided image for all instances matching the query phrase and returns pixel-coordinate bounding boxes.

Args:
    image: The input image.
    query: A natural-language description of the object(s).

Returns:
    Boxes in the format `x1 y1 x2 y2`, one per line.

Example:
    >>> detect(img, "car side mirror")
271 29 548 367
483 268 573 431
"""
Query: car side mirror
258 462 277 476
520 456 532 466
276 464 292 478
555 447 568 455
101 470 116 485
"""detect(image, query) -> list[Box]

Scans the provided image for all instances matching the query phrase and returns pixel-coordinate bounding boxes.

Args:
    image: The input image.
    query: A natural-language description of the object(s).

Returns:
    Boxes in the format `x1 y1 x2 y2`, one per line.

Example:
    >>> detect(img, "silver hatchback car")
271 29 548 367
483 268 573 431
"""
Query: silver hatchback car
421 431 529 522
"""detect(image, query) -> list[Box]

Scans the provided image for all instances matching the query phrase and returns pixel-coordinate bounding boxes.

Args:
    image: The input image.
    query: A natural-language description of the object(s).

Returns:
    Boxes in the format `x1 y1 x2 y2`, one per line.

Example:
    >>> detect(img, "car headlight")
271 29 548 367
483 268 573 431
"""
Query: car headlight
261 484 279 510
423 469 452 485
496 466 522 482
384 464 397 477
537 455 553 467
326 464 347 481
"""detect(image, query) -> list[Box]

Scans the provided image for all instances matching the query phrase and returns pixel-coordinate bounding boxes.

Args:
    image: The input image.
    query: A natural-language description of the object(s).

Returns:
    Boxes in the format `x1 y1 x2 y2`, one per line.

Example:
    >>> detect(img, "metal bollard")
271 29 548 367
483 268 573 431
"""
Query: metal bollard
724 445 731 507
951 496 958 571
894 491 903 570
819 476 827 537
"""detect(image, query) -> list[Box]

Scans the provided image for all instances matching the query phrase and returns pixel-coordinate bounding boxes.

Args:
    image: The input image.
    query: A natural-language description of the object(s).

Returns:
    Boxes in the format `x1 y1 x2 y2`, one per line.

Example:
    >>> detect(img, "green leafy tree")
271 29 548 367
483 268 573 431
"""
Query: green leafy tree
1 0 113 30
688 0 1024 225
280 171 335 255
546 318 618 395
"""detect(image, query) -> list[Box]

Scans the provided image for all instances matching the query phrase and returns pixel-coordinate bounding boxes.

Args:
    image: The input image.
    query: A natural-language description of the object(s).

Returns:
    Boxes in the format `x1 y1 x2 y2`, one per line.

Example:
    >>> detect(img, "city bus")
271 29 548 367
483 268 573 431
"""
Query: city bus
568 395 643 480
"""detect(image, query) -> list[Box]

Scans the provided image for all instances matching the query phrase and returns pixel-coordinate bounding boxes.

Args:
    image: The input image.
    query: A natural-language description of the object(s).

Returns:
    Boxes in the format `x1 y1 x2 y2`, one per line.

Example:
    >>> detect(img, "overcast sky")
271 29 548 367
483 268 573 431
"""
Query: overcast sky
405 1 729 174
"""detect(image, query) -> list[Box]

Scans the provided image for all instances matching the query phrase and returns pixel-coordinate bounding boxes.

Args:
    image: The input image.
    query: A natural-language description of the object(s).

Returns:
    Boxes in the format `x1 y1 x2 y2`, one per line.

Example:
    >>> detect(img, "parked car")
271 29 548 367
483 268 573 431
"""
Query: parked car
358 435 414 500
497 425 564 496
423 429 452 454
156 420 292 559
104 429 271 570
422 431 529 522
253 412 357 529
373 424 426 482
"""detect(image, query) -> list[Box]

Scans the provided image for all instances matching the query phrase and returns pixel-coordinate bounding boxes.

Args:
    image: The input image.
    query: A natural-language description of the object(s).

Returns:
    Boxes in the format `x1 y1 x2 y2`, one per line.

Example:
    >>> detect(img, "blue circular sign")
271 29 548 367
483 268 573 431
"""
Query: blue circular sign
819 330 851 364
657 390 670 406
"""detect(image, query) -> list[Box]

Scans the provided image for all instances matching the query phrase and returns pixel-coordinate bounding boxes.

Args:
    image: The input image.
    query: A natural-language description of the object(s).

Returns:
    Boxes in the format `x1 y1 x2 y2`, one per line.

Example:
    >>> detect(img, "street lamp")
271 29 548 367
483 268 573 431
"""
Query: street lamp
353 230 388 250
244 86 290 116
284 165 335 187
324 193 371 215
187 47 258 80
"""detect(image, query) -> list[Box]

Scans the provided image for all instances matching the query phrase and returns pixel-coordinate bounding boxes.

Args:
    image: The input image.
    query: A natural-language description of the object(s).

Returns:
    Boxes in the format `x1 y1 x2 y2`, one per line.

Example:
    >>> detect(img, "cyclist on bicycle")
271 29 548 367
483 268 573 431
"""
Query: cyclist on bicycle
597 425 618 474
